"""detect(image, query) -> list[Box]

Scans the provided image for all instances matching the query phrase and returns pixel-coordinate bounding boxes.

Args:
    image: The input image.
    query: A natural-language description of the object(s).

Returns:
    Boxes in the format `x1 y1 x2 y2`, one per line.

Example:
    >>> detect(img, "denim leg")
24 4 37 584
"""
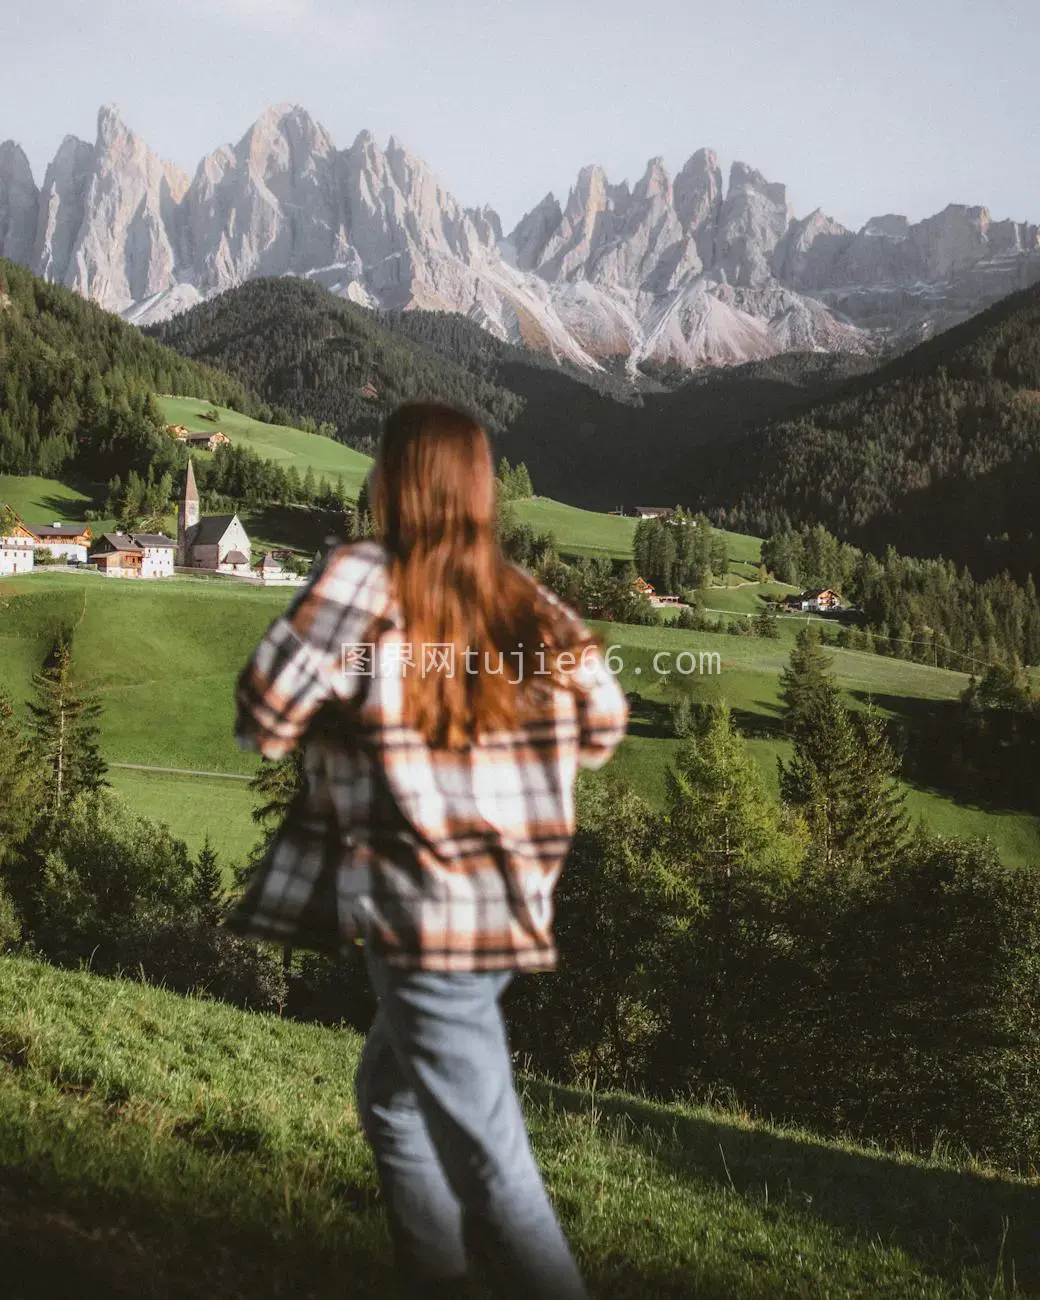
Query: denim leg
363 950 589 1300
355 1003 468 1287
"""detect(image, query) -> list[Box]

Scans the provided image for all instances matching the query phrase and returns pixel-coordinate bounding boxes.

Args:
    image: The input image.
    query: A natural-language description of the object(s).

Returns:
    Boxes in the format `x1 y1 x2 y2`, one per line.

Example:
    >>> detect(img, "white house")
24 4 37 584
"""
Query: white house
135 533 177 578
91 532 176 578
0 533 35 575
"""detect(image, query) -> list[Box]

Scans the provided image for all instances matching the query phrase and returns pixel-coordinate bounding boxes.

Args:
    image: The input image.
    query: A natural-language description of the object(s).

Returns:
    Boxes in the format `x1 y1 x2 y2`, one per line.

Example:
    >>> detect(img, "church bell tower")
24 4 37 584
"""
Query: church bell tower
177 458 200 565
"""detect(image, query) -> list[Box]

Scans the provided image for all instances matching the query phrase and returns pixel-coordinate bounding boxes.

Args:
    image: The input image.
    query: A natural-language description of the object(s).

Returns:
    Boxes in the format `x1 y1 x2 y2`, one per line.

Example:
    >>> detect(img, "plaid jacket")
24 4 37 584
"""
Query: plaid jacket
224 539 629 971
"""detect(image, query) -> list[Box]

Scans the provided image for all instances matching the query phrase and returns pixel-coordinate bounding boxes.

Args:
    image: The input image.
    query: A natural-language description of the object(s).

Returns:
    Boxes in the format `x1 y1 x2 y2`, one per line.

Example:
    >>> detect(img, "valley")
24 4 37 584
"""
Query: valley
2 560 1037 873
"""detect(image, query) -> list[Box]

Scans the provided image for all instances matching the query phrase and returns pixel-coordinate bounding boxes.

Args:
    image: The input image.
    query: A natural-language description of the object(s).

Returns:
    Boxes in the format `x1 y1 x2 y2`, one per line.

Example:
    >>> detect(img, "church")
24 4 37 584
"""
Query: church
176 459 253 575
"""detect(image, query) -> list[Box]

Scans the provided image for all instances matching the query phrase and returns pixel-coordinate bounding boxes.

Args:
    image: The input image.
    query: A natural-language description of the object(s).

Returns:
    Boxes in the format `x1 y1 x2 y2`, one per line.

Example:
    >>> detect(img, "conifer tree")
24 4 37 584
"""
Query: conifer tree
666 700 806 890
780 694 907 878
190 836 225 923
778 626 842 738
26 635 108 816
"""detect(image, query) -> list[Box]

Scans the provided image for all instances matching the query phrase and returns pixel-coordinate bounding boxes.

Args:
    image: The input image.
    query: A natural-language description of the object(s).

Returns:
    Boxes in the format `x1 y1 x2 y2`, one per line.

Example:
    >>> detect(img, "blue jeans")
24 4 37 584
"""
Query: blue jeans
355 947 589 1299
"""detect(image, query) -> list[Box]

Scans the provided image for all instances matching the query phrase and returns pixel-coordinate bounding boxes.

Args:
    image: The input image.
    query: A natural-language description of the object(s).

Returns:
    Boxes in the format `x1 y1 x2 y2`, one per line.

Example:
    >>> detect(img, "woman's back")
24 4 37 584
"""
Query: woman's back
229 536 628 970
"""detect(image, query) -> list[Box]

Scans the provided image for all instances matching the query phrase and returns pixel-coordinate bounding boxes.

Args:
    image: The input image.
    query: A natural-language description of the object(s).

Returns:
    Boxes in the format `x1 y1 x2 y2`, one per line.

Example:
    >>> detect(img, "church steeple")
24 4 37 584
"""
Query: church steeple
177 458 200 565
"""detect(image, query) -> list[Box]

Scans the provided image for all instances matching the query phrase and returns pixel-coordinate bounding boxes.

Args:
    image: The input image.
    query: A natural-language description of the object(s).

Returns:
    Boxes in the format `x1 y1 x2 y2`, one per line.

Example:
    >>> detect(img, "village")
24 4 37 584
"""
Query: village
2 476 847 616
0 459 306 585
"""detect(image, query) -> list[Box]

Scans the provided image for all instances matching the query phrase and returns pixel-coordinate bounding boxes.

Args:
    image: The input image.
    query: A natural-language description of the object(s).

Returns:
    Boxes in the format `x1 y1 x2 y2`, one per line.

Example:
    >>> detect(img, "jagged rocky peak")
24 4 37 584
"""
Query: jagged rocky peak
34 134 96 285
674 148 722 228
2 101 1040 370
0 140 39 264
634 156 671 204
509 192 563 270
714 160 792 284
95 103 189 197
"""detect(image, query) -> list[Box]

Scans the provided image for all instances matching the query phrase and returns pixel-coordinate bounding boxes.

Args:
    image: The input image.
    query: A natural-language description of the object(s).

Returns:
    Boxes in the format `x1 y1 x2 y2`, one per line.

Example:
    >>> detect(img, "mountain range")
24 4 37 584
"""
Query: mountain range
2 103 1040 373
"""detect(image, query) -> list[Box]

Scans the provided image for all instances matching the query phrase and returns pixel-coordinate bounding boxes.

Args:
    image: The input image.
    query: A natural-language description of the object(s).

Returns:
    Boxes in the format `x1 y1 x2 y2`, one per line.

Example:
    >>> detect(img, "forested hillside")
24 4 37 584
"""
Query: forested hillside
148 275 873 501
146 279 527 451
705 282 1040 580
0 258 262 482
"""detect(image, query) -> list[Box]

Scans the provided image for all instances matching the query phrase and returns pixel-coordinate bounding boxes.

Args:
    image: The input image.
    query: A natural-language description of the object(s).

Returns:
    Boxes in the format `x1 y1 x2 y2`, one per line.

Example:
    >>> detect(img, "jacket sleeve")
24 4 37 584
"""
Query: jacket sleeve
235 544 385 760
570 641 629 770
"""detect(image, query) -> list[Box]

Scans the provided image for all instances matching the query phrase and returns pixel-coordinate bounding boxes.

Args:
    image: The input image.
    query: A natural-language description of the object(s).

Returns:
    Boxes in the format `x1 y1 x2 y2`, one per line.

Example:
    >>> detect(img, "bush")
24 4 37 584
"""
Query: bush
670 695 694 738
110 920 287 1013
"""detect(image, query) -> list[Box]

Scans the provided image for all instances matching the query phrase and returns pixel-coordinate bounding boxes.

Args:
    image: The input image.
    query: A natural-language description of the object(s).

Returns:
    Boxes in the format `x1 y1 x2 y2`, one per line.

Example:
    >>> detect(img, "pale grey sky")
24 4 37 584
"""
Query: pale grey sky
3 0 1038 232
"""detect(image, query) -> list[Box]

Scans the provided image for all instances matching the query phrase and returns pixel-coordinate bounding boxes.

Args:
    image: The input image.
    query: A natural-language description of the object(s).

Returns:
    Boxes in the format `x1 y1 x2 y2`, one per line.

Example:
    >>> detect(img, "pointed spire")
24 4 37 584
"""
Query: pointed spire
184 457 198 504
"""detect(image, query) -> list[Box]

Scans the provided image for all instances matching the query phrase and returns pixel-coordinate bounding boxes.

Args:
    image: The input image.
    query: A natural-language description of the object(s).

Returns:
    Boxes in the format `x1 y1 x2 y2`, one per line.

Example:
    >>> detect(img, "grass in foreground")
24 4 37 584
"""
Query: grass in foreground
1 954 1037 1299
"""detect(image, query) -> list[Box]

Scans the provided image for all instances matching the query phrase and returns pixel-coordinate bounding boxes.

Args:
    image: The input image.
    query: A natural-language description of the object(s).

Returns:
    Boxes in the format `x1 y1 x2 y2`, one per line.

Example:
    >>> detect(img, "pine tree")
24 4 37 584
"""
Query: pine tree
846 707 909 870
779 689 861 873
512 461 533 498
190 836 225 923
778 627 842 738
26 635 108 816
666 700 806 890
780 695 907 878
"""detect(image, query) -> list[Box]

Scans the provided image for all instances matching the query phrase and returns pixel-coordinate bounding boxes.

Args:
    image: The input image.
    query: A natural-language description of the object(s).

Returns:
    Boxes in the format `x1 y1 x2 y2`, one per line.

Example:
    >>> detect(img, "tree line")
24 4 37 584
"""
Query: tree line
763 521 1040 669
632 509 729 594
706 282 1040 581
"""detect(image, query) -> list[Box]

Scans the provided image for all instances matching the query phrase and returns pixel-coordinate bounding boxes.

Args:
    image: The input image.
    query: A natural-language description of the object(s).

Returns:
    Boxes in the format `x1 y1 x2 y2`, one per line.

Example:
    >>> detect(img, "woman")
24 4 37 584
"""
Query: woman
228 402 629 1298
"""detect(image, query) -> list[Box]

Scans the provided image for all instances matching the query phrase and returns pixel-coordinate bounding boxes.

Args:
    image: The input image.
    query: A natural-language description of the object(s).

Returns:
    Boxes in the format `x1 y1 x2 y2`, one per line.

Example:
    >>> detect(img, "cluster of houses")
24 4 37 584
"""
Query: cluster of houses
0 461 304 584
609 505 687 520
780 588 845 612
0 520 95 574
166 424 233 453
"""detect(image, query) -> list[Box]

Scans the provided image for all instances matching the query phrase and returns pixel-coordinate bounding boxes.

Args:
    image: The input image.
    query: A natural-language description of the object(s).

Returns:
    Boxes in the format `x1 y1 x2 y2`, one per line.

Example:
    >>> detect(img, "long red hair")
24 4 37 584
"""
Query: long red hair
372 402 593 748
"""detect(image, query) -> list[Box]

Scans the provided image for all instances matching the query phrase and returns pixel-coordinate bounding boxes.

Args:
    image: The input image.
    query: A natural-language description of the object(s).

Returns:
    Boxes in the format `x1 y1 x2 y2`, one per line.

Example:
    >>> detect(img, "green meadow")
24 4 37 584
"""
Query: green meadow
2 954 1037 1299
513 496 764 566
2 569 1037 870
157 397 372 497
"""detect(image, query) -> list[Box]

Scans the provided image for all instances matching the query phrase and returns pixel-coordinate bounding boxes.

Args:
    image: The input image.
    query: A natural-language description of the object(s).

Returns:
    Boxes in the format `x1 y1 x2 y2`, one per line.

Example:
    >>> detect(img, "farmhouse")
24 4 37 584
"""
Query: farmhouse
22 521 94 563
176 460 253 575
91 532 176 578
169 428 232 452
782 588 845 612
632 576 656 597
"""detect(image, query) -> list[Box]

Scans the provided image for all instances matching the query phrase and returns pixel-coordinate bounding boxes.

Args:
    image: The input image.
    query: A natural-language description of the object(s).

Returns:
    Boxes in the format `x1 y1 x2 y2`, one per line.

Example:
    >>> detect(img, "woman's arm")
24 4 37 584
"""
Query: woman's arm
235 542 387 759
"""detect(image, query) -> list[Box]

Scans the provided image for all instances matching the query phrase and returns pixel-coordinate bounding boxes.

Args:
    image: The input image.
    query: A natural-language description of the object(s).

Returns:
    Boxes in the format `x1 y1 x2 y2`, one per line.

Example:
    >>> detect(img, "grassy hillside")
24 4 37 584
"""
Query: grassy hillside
157 397 372 498
0 475 103 523
2 571 1036 870
512 498 762 566
2 954 1036 1299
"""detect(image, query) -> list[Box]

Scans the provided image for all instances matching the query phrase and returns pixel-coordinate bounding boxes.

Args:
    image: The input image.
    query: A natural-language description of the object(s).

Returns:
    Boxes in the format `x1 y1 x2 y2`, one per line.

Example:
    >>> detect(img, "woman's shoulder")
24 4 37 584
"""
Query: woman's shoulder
313 538 393 604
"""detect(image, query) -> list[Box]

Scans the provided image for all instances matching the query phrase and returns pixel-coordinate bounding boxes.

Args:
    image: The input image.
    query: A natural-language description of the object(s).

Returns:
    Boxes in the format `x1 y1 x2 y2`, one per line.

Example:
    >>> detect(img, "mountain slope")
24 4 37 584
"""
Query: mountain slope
0 256 261 481
702 281 1040 579
3 103 1039 373
145 277 528 448
148 273 874 498
3 953 1038 1299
